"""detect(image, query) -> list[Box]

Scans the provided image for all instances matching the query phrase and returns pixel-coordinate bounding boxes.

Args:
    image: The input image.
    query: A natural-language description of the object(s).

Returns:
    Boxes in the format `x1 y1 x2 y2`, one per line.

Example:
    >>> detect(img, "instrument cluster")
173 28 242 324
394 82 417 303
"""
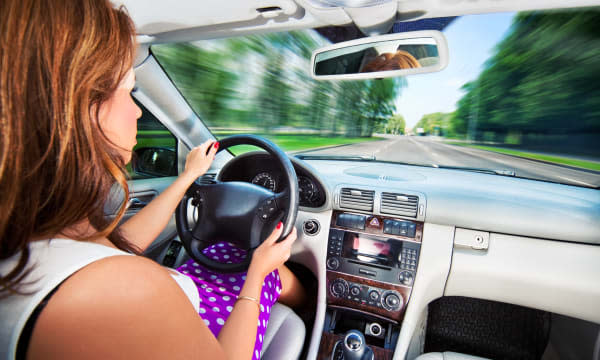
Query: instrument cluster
219 153 326 208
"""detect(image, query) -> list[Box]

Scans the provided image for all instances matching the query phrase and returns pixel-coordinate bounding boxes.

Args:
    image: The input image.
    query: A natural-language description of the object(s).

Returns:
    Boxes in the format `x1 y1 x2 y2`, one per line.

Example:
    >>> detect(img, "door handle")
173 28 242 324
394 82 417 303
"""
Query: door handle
127 197 148 210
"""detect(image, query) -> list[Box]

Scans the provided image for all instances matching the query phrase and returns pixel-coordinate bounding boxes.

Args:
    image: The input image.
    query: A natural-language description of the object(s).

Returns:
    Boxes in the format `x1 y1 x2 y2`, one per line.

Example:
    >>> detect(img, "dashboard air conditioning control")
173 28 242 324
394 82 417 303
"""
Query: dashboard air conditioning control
330 278 349 298
381 290 403 311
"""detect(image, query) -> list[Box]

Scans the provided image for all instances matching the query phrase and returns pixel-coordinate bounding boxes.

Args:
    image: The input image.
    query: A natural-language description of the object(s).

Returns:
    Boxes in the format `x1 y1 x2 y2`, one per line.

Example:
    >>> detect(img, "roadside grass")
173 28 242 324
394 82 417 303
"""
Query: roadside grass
136 130 176 149
446 142 600 171
213 133 384 155
134 130 384 156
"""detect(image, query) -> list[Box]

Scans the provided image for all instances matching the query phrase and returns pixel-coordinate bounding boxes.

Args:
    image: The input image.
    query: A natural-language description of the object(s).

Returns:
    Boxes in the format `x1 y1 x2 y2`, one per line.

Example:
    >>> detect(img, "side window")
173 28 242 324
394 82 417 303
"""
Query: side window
130 99 178 179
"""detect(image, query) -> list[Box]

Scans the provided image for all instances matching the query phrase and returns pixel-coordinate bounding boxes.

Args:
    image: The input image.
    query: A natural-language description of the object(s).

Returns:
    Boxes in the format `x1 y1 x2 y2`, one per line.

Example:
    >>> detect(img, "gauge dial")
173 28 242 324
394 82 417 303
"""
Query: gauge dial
251 172 276 191
298 175 317 203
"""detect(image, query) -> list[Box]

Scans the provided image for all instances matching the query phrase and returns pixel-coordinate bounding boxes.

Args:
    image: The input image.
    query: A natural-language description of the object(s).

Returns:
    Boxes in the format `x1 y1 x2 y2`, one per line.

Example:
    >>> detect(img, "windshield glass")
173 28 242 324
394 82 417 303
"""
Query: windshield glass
152 9 600 188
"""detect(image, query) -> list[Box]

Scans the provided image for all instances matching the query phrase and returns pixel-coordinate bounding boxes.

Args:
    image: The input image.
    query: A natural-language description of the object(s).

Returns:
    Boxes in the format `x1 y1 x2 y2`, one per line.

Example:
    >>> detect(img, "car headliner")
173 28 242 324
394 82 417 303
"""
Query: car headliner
116 0 598 44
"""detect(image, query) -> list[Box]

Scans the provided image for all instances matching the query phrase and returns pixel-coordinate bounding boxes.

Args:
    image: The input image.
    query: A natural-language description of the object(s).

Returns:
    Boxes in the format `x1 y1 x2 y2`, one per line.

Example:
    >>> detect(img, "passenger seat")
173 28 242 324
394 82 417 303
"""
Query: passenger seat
261 302 306 360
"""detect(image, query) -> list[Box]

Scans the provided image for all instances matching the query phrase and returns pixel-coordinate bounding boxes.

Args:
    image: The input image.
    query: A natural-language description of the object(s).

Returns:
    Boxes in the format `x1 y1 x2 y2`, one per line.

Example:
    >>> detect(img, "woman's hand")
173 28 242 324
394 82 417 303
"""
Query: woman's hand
248 222 297 280
181 140 219 182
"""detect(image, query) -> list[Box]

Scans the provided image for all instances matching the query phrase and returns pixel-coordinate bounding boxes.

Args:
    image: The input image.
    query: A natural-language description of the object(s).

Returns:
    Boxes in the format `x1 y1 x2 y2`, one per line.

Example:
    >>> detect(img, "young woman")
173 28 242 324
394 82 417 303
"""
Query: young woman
0 0 304 359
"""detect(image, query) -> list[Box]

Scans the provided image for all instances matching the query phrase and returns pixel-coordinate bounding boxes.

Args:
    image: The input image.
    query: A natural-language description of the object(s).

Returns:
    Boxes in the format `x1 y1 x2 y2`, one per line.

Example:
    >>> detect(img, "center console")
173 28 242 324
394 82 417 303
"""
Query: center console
318 211 423 360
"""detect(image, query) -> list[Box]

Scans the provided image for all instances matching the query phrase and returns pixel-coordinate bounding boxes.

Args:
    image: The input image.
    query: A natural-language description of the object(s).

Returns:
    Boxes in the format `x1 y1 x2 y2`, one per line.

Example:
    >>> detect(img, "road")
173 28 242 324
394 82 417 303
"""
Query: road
299 136 600 188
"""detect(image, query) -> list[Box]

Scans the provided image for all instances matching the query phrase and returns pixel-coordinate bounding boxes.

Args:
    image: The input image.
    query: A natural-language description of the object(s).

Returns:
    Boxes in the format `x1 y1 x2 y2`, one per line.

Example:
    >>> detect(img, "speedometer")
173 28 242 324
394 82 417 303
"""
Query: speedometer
251 172 276 191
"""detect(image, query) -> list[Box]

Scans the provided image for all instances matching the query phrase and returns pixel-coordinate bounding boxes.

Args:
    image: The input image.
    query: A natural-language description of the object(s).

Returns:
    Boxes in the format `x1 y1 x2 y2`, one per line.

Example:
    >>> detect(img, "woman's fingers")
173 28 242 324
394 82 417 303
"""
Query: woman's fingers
208 141 219 157
197 139 215 155
183 140 218 179
250 225 297 279
265 222 297 245
264 221 284 245
279 226 297 247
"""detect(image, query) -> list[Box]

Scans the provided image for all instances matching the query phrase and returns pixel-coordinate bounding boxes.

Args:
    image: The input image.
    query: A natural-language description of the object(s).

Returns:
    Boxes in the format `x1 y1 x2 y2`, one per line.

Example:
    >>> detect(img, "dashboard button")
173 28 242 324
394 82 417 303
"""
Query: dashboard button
408 223 416 237
383 219 393 234
392 221 401 235
350 285 361 296
353 215 366 230
400 222 408 236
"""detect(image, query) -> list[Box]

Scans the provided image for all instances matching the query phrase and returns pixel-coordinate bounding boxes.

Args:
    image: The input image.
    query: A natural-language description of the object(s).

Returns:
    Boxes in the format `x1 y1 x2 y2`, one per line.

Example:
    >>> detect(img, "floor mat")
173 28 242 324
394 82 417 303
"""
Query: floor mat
425 296 551 360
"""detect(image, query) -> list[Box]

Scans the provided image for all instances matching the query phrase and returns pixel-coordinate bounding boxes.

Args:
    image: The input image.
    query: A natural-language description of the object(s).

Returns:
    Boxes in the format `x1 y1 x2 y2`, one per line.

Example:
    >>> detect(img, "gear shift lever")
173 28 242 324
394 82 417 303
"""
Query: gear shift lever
332 330 374 360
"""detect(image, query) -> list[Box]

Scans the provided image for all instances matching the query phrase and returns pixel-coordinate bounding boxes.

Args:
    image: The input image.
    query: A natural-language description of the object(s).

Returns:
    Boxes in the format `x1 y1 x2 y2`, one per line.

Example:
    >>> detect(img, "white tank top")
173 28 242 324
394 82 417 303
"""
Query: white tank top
0 239 199 360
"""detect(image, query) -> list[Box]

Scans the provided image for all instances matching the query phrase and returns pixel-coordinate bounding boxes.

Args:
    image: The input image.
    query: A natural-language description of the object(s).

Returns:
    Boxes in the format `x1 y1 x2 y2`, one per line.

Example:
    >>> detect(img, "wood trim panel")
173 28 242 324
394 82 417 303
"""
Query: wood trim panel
317 331 394 360
330 210 423 243
326 271 411 322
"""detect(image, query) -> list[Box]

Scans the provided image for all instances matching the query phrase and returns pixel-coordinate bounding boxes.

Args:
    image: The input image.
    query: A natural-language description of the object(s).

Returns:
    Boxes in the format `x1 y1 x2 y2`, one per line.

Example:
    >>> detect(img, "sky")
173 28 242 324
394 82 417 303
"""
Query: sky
396 12 516 129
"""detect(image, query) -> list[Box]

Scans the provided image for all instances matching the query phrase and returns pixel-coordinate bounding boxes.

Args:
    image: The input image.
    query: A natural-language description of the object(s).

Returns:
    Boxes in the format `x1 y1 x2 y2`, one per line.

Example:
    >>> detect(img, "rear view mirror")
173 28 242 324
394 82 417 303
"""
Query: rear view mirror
311 30 448 80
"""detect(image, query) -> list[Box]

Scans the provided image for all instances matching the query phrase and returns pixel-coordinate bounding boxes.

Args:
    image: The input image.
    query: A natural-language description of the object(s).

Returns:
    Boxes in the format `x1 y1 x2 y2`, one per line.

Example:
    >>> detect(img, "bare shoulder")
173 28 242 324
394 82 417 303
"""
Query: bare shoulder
27 255 224 360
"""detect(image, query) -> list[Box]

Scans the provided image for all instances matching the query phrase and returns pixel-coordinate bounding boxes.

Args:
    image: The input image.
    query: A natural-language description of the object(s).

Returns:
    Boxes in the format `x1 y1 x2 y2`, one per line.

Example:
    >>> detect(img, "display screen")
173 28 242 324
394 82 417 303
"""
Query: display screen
343 232 399 267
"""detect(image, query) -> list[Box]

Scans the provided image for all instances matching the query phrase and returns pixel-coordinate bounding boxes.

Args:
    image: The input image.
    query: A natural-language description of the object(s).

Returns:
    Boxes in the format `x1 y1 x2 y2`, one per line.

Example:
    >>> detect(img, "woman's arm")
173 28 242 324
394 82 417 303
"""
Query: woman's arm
119 140 218 252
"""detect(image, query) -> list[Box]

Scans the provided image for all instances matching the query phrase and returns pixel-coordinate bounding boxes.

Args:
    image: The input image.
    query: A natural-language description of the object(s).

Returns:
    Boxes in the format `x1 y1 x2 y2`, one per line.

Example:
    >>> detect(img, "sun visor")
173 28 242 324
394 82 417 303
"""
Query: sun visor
116 0 302 35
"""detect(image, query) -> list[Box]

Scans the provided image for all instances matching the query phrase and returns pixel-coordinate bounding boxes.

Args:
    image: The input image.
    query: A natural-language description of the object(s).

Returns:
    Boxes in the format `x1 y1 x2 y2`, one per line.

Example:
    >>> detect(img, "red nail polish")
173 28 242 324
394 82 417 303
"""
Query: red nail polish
277 222 282 229
214 142 219 149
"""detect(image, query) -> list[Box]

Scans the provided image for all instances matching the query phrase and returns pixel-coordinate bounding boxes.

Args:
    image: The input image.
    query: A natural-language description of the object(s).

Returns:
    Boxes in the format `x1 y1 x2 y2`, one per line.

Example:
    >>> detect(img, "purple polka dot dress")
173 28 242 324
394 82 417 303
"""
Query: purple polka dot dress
177 241 282 360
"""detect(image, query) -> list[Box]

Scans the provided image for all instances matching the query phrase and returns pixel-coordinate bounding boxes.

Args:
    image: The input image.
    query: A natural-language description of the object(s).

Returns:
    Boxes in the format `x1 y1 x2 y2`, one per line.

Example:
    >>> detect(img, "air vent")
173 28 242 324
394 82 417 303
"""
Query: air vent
381 192 418 218
198 173 216 184
340 188 374 212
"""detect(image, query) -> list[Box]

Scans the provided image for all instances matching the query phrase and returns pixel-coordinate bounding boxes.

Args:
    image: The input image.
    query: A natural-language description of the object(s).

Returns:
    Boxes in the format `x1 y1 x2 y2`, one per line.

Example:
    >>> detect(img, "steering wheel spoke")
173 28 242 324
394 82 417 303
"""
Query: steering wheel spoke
274 189 290 211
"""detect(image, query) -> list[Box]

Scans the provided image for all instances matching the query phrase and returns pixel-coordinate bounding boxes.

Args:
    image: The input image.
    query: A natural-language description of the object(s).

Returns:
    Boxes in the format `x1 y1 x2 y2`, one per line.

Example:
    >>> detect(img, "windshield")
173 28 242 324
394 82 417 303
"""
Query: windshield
152 9 600 188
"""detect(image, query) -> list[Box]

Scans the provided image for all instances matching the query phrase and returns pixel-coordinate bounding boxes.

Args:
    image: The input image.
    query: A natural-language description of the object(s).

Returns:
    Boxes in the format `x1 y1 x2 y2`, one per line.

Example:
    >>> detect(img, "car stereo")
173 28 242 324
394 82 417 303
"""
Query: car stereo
326 213 421 286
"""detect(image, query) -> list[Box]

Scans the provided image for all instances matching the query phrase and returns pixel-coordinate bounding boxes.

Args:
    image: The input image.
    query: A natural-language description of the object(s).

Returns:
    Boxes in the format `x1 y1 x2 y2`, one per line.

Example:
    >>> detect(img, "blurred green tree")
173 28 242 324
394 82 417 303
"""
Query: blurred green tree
451 10 600 145
385 114 407 134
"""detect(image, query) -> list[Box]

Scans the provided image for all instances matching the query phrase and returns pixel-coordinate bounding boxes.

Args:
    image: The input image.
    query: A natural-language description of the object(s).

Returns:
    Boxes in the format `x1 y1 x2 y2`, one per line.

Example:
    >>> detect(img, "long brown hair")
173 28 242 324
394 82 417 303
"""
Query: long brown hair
0 0 140 294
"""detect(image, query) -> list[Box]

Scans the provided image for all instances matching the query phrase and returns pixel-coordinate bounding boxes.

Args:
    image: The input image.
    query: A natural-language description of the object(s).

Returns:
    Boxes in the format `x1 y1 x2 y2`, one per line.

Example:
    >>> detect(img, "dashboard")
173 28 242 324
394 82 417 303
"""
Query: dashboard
218 152 327 208
211 151 600 359
285 158 600 360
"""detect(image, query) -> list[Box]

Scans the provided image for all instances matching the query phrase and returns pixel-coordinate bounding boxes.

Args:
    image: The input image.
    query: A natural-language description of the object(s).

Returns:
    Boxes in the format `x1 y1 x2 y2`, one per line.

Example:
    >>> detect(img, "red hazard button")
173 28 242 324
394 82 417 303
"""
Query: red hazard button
369 217 380 227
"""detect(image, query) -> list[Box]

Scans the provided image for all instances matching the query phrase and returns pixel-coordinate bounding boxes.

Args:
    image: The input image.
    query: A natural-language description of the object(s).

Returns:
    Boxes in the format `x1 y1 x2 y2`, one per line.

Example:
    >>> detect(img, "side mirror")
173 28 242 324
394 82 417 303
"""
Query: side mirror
311 30 448 80
132 147 177 177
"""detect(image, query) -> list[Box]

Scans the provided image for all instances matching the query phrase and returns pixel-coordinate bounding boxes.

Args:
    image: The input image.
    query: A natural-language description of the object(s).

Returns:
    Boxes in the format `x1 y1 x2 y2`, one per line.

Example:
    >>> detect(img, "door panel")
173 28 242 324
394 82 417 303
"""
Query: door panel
104 177 179 255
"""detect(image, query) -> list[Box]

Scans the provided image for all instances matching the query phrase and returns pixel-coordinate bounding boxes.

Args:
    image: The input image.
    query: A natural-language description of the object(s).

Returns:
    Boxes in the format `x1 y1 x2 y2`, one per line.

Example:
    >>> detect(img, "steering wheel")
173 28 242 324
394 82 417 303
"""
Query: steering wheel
176 135 299 273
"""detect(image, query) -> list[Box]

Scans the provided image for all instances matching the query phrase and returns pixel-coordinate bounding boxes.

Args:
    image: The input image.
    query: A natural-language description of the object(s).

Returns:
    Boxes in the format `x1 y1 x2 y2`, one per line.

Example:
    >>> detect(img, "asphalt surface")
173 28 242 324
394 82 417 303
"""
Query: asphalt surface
301 136 600 188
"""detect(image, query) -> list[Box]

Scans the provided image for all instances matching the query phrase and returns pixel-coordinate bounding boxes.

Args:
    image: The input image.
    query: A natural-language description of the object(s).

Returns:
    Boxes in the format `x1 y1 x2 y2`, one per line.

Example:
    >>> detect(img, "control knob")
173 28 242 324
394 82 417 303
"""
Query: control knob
368 290 380 301
399 271 414 286
381 291 403 311
330 278 349 298
350 285 361 296
326 257 340 270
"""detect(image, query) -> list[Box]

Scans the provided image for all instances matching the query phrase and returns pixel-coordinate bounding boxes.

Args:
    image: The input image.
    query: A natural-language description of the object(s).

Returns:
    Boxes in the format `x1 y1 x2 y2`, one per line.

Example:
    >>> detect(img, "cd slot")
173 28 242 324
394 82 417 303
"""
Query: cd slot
348 259 392 271
351 250 388 262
